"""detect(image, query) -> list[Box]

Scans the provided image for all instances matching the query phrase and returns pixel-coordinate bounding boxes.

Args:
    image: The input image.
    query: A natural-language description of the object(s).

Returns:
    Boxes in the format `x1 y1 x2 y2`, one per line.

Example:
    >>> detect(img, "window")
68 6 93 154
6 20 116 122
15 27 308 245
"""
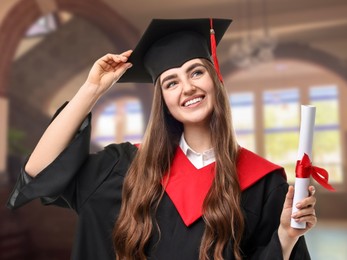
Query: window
15 12 73 60
230 92 256 151
225 59 345 187
263 89 300 182
26 14 58 37
93 104 117 147
123 101 144 143
310 86 342 183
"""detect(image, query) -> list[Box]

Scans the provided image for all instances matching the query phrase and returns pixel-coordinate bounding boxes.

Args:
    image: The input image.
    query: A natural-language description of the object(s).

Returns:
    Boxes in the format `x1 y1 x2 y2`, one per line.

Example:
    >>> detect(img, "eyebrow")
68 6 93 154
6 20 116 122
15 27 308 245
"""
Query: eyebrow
160 62 206 86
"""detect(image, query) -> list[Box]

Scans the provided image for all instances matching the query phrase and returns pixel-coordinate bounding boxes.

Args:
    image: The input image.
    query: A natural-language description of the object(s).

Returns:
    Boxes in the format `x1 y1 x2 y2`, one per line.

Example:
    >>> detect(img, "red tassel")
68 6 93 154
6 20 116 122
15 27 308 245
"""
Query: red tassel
210 18 223 83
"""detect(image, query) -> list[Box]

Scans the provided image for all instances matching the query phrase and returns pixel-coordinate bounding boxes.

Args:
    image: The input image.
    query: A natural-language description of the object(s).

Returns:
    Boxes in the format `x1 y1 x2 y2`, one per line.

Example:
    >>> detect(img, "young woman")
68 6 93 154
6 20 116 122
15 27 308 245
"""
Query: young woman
8 18 316 260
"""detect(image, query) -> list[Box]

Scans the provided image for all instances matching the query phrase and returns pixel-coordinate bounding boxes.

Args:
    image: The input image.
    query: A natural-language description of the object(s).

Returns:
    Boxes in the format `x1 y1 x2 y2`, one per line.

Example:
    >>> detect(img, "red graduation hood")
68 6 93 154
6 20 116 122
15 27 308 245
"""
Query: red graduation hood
162 147 285 226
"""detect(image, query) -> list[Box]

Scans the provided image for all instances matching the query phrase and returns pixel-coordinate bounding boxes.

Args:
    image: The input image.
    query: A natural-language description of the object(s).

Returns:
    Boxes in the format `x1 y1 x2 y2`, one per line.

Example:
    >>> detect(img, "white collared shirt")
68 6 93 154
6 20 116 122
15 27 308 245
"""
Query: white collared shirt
179 135 215 169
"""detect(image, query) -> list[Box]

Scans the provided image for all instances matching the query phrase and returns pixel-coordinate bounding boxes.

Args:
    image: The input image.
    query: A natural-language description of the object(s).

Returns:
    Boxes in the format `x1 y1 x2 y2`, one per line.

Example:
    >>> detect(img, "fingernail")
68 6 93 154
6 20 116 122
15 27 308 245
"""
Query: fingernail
296 203 302 208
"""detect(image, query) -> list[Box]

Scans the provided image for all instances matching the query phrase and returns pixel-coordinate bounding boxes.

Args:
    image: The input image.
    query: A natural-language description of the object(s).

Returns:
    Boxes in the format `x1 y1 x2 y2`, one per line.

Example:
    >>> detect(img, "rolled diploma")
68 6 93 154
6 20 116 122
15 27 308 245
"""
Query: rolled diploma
291 105 316 229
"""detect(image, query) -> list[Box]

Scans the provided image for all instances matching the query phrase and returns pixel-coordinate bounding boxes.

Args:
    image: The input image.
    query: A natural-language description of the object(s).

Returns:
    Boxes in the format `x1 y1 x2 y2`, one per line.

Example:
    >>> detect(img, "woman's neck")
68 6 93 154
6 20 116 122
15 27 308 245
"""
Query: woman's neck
183 124 212 153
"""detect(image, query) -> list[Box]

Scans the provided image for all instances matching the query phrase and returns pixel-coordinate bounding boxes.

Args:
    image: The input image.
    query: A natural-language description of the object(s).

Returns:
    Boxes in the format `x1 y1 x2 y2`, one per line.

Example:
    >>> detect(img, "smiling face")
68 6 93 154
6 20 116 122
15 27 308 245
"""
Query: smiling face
159 58 216 128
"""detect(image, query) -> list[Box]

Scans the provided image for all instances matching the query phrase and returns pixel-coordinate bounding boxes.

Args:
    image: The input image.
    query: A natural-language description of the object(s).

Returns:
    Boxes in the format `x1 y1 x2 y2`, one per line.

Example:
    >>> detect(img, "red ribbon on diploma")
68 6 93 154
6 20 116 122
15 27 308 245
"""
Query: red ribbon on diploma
296 153 335 191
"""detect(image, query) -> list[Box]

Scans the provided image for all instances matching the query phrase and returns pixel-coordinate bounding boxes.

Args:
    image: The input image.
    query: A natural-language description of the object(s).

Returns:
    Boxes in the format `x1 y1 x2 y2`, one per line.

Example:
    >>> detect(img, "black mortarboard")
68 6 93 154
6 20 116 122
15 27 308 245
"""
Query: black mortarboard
118 18 232 83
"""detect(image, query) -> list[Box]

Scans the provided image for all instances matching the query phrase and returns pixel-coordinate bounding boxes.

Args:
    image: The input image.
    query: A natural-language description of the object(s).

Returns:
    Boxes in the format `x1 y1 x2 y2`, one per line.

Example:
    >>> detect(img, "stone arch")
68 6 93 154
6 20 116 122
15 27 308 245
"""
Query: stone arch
221 42 347 82
0 0 139 97
0 0 141 175
276 43 347 82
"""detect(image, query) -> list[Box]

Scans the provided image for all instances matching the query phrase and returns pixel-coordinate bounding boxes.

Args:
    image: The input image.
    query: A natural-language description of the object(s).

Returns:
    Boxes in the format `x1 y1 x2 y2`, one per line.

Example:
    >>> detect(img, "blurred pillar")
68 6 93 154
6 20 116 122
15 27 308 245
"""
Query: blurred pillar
35 0 57 14
0 96 9 179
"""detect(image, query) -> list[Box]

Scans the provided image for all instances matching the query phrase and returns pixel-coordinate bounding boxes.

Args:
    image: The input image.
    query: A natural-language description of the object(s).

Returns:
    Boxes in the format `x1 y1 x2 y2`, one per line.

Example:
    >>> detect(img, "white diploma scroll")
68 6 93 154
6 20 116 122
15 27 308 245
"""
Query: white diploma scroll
291 105 316 229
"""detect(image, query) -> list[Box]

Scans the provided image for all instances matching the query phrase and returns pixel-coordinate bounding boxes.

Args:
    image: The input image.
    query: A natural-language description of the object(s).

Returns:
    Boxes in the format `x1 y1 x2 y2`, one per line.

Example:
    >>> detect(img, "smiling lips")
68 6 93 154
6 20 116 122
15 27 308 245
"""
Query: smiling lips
183 96 204 107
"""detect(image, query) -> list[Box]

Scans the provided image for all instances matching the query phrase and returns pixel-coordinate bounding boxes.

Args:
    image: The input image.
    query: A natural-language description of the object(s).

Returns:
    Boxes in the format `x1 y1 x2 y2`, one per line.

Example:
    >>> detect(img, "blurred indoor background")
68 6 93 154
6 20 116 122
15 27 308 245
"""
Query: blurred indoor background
0 0 346 259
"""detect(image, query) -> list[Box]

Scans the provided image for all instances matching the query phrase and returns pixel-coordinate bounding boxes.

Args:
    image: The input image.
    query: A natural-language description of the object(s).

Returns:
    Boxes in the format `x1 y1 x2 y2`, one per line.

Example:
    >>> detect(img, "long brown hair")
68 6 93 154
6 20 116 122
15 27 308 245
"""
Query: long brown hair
113 59 244 260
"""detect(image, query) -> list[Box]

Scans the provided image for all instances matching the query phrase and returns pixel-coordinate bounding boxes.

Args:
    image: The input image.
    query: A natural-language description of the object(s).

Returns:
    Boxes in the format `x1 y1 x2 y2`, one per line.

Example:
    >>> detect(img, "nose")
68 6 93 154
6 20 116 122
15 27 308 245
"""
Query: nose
182 79 196 95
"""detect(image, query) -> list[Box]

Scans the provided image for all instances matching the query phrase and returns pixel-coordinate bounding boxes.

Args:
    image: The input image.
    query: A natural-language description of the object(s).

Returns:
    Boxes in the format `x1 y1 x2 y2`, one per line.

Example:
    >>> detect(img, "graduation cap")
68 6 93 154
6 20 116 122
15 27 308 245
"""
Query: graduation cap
118 18 232 84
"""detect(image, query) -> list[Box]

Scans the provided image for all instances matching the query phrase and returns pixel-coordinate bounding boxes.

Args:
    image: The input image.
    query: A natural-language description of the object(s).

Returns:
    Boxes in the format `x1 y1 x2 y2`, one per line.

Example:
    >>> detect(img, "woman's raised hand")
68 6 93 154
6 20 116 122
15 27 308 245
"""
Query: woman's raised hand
85 50 133 97
24 51 133 177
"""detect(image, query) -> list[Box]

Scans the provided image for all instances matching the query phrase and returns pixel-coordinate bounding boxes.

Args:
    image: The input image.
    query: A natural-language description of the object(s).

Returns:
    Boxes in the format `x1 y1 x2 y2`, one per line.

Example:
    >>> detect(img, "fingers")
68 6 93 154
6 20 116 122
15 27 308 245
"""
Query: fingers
308 185 316 196
291 209 317 227
120 49 133 57
99 50 133 69
296 186 316 209
87 51 133 87
292 206 316 218
285 185 316 210
283 185 295 209
109 52 133 82
105 54 129 66
291 185 317 226
107 50 133 63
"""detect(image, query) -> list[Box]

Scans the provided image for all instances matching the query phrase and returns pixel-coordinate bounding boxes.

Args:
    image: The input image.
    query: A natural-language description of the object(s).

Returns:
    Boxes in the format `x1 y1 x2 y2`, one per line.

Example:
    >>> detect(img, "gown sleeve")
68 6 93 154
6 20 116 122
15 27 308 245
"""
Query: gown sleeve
6 102 128 212
6 102 90 210
241 171 311 260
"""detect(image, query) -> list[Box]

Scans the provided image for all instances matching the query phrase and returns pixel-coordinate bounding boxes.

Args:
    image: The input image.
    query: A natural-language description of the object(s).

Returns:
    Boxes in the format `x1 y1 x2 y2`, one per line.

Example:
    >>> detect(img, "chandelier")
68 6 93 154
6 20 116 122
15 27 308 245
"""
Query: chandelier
229 0 277 68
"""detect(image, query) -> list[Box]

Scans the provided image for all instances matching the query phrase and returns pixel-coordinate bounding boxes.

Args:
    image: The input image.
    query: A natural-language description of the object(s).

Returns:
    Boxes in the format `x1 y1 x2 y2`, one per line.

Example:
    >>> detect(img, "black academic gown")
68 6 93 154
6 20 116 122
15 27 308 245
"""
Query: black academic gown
7 106 311 260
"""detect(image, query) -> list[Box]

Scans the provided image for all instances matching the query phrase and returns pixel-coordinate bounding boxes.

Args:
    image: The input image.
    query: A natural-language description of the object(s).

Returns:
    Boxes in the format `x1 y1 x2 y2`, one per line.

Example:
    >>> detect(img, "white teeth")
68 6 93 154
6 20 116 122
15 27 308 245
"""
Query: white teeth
184 97 203 107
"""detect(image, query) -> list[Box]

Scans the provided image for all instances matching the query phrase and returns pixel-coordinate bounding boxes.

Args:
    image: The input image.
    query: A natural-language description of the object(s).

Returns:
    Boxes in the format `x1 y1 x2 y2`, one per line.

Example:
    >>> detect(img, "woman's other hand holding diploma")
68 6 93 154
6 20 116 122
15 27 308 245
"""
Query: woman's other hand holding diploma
278 185 317 260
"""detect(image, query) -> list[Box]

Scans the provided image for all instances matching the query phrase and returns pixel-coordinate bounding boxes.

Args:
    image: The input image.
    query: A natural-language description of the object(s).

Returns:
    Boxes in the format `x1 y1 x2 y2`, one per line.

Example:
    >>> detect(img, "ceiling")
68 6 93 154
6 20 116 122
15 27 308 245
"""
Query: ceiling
9 0 347 111
14 0 347 65
102 0 347 63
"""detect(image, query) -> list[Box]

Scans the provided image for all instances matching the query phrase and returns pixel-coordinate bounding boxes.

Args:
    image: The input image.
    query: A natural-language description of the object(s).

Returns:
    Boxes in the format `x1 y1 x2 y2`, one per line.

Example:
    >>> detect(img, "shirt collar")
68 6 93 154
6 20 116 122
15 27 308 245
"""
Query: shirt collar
179 134 215 160
179 134 191 155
